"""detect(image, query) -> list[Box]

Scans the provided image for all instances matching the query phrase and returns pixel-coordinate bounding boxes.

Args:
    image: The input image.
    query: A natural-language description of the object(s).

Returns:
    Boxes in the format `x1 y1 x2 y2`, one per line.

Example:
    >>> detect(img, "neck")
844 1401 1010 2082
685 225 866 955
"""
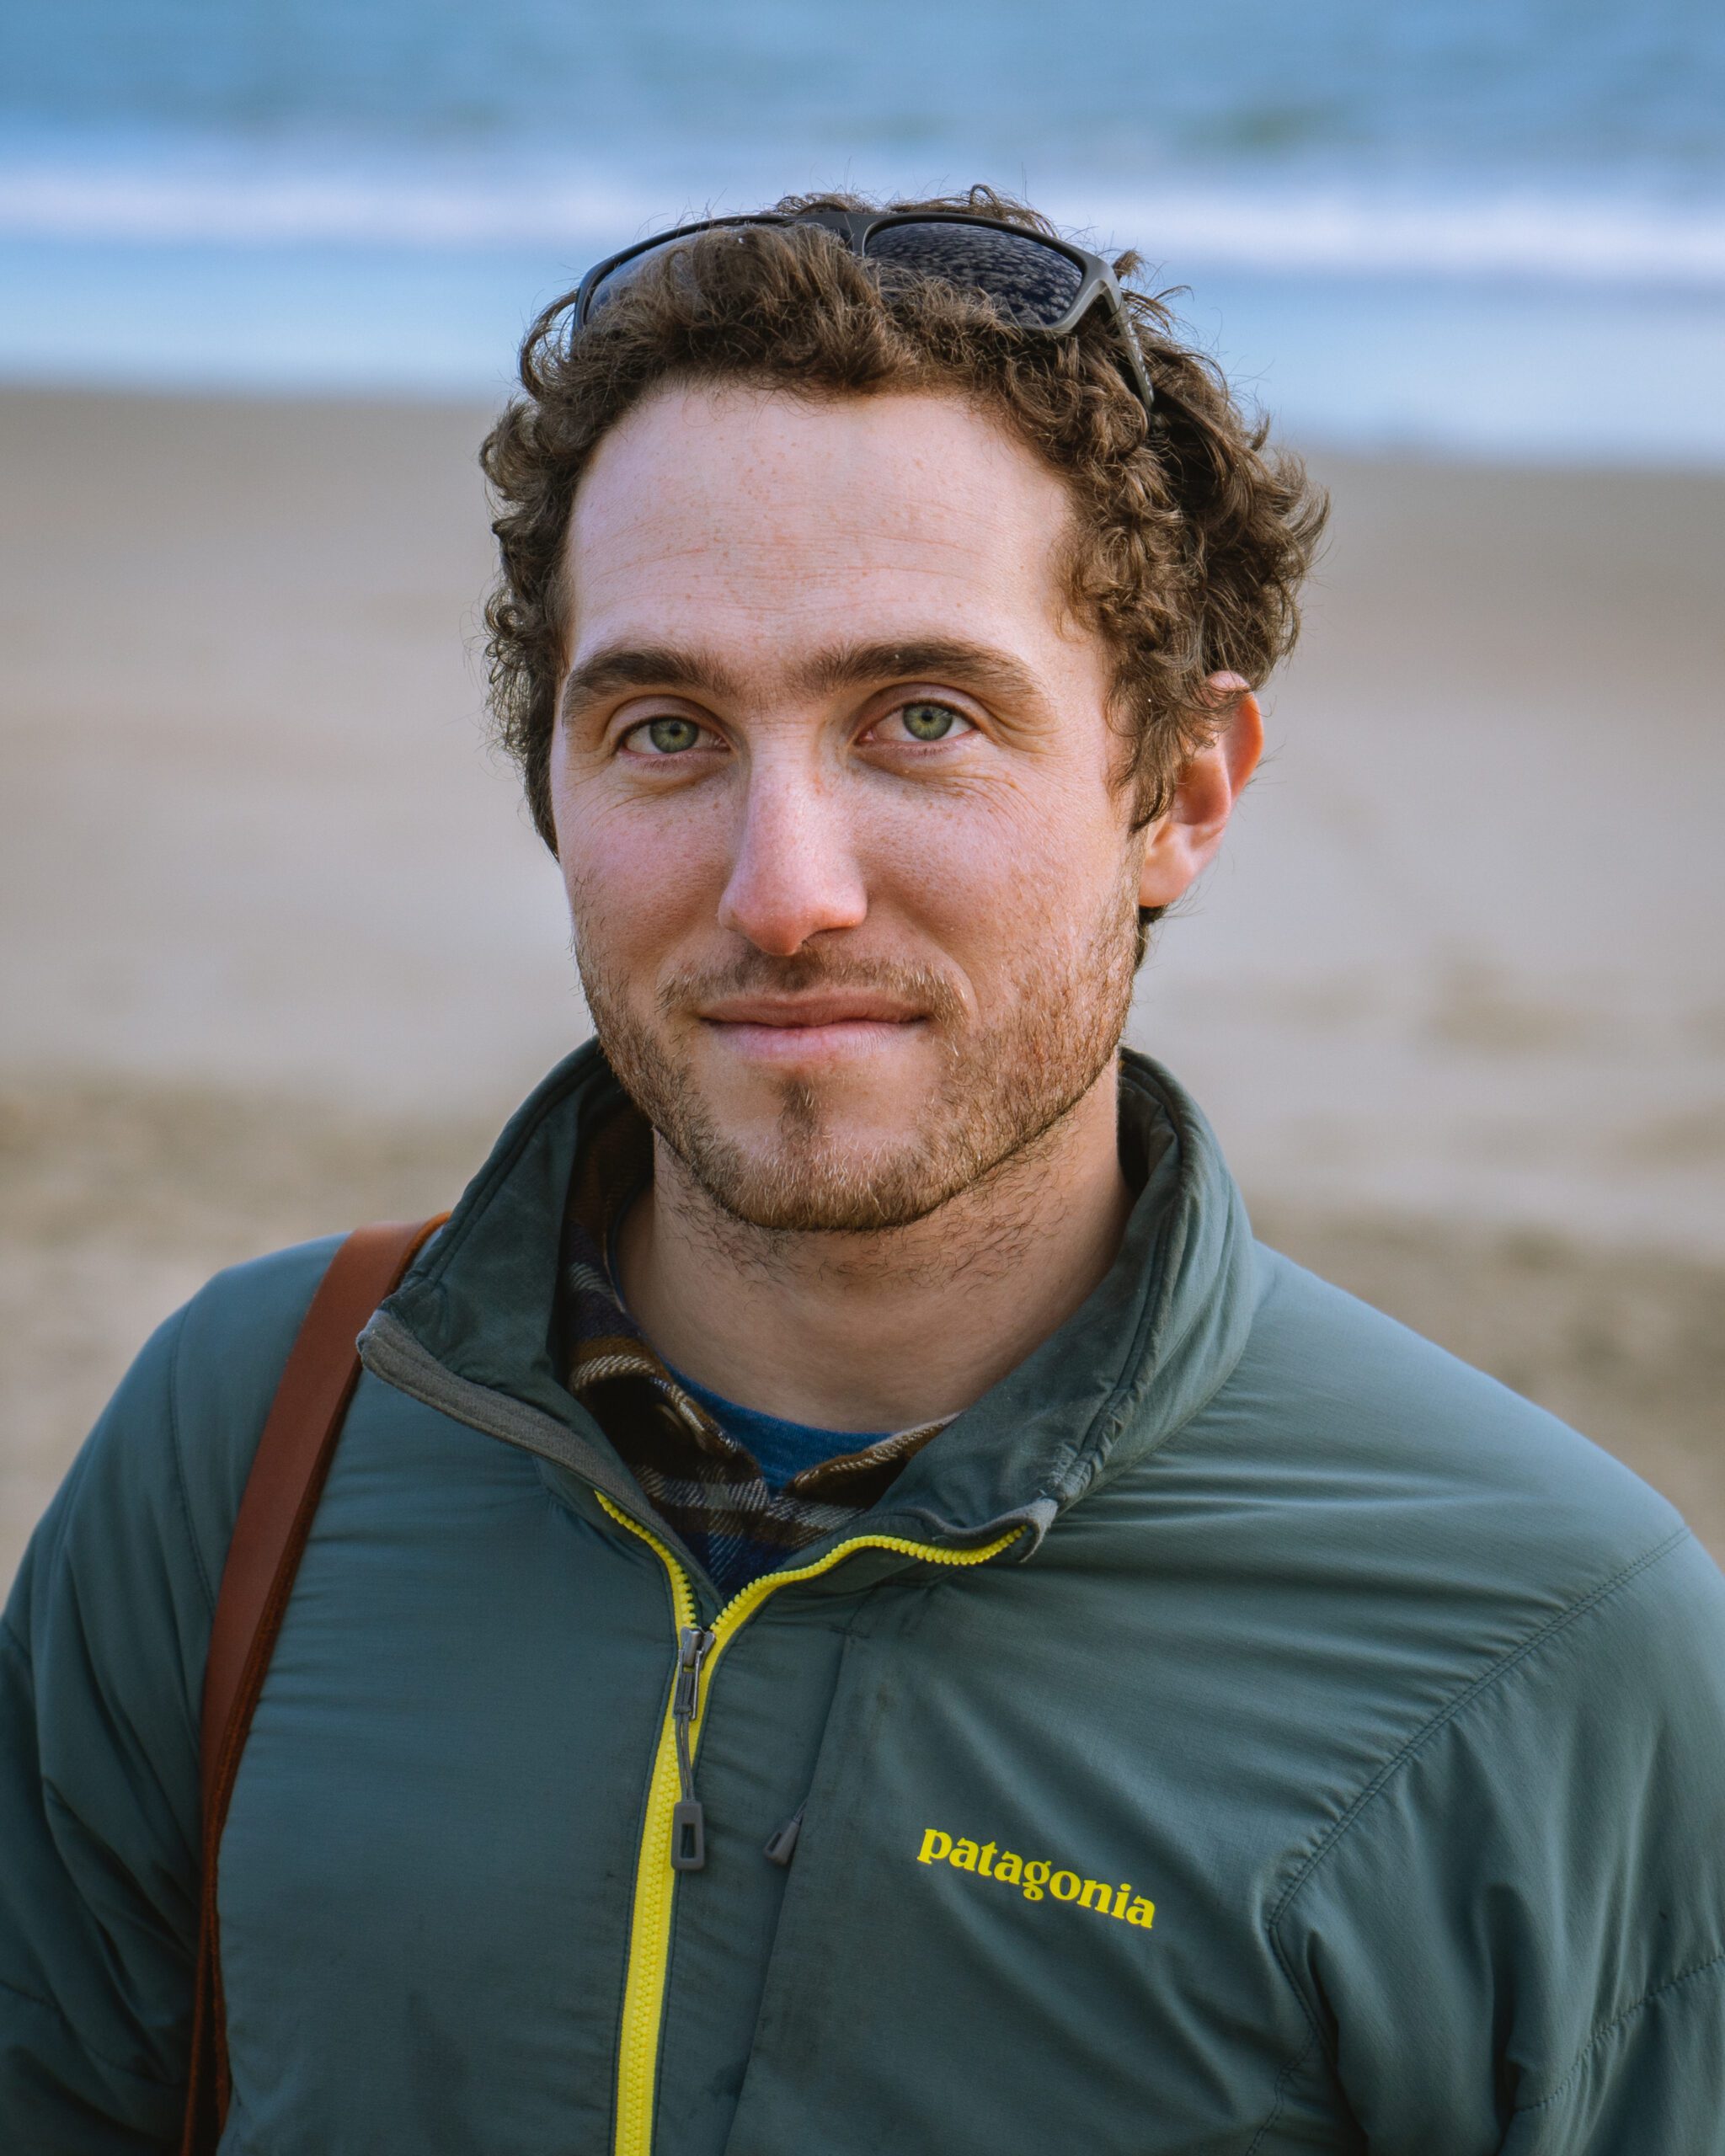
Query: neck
614 1063 1134 1431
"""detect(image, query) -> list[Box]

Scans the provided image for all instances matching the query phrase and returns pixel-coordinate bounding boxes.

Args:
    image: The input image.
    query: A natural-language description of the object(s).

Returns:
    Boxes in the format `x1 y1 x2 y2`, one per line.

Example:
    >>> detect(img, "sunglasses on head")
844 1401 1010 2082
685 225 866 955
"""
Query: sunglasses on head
572 207 1157 423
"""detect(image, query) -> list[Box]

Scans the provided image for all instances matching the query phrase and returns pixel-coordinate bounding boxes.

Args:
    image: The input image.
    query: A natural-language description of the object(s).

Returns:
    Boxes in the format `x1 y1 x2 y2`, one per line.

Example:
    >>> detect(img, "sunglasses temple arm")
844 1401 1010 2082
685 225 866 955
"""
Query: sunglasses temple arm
1097 284 1157 419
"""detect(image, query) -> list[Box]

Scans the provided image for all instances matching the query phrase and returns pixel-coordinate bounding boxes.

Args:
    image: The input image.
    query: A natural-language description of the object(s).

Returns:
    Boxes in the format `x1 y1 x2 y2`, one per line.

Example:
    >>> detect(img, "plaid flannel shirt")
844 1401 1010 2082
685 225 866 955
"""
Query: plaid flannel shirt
560 1103 948 1594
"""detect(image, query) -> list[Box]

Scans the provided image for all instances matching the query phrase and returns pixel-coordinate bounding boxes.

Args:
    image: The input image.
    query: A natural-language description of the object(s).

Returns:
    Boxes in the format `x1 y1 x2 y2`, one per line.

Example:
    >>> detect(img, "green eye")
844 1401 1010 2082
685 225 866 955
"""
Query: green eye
900 702 962 741
643 717 701 754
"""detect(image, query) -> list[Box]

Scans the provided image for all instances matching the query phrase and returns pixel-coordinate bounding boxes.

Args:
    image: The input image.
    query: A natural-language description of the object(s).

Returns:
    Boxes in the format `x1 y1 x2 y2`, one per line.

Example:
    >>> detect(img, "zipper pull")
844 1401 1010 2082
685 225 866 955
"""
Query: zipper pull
763 1802 804 1868
670 1625 714 1872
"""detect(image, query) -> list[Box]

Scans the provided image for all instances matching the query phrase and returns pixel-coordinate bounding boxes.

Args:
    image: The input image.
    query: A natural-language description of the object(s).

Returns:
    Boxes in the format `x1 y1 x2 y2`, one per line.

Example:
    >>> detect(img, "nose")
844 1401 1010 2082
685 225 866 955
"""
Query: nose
716 755 868 956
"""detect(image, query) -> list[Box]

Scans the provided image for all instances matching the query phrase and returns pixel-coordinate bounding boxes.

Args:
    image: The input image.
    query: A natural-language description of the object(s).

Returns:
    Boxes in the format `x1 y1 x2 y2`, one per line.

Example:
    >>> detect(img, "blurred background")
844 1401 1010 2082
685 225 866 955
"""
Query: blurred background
3 0 1722 1575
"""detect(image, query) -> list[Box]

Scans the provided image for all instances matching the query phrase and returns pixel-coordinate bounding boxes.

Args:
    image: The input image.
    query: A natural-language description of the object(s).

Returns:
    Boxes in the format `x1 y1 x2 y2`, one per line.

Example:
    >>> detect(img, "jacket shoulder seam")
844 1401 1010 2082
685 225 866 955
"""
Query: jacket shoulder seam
1266 1524 1691 2036
1243 2025 1322 2155
1510 1943 1725 2116
161 1301 215 1617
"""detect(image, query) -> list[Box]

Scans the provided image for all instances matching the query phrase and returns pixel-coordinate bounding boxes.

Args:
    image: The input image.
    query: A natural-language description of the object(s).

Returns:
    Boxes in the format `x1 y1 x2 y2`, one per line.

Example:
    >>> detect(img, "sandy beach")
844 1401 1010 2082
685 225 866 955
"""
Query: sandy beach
3 386 1722 1577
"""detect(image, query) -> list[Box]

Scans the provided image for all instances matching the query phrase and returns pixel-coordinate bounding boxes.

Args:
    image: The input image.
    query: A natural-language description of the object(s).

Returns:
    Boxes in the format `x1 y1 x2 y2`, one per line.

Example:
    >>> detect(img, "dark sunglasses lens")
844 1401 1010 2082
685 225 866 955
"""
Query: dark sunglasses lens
583 235 687 320
863 222 1086 327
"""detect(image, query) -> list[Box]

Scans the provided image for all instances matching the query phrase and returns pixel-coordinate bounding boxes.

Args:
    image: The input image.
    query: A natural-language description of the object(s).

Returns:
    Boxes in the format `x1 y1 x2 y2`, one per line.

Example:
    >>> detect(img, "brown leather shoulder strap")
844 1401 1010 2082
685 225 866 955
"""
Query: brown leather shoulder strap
182 1215 446 2156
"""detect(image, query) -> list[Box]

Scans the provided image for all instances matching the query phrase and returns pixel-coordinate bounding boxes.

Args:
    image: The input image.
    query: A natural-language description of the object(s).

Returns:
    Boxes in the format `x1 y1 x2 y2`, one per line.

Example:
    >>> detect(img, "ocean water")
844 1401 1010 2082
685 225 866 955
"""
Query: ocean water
4 0 1725 459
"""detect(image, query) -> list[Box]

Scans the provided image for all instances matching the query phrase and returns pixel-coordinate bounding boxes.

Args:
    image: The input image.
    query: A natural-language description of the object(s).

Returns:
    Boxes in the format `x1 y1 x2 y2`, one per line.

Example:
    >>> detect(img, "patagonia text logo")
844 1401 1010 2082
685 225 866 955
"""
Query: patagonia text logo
916 1828 1155 1930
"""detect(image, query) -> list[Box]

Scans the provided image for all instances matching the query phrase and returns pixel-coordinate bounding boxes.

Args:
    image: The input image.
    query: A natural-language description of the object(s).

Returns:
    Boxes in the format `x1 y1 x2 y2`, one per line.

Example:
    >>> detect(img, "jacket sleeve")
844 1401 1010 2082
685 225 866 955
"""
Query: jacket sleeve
1275 1524 1725 2154
1 1305 206 2150
0 1242 336 2152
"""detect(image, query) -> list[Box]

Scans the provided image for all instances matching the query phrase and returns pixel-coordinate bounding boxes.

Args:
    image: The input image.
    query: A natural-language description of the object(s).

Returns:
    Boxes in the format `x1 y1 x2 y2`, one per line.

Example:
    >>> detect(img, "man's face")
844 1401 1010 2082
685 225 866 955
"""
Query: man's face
549 383 1146 1232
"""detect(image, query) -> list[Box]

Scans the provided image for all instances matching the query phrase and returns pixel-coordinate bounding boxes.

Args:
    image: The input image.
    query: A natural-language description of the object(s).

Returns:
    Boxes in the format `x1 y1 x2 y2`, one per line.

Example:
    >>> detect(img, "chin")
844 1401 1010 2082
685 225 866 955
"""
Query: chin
680 1107 974 1236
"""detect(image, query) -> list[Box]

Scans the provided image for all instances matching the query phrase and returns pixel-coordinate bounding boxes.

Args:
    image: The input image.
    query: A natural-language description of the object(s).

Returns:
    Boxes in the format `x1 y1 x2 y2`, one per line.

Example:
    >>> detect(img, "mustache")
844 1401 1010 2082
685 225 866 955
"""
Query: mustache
656 950 967 1027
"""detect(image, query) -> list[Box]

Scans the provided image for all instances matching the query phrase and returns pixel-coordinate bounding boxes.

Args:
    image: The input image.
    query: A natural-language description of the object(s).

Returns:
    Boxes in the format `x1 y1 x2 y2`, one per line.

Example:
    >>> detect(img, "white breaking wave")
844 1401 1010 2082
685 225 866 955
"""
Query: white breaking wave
8 152 1725 291
1060 188 1725 289
0 158 644 250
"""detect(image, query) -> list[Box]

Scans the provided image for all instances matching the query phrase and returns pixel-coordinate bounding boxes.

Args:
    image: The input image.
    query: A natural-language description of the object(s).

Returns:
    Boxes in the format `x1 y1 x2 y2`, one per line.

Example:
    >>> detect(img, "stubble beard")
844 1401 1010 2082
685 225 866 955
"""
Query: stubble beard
578 872 1140 1236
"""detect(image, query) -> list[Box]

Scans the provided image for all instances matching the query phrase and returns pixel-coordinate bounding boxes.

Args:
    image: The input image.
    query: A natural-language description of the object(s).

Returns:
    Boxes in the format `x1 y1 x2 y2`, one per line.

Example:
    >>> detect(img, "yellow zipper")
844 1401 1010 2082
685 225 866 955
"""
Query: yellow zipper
595 1489 1022 2156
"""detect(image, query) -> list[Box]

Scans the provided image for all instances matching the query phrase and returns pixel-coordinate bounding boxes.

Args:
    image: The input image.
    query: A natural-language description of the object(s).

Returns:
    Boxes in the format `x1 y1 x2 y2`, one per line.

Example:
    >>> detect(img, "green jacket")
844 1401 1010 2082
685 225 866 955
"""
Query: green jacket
5 1046 1724 2153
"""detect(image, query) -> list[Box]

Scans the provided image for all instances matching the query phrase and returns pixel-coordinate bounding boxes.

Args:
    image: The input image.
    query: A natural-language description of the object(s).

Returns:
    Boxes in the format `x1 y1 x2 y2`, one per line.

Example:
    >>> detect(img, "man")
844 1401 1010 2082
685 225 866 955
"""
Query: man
3 189 1723 2153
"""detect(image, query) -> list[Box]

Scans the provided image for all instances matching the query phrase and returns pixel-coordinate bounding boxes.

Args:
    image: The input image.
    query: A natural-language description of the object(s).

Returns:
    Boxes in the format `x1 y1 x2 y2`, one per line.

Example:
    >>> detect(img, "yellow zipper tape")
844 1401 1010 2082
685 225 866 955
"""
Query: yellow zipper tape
596 1489 1021 2156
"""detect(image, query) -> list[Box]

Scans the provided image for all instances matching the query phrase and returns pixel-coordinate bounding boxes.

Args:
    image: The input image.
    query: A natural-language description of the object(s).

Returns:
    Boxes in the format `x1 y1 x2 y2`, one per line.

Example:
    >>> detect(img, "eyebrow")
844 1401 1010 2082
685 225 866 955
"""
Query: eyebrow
558 644 742 725
792 638 1042 707
558 636 1042 726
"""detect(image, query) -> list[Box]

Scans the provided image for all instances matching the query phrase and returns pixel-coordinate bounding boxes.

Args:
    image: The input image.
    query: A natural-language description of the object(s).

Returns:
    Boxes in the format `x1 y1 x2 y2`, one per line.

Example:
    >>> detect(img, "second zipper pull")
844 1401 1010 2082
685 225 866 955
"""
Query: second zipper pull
763 1803 805 1868
670 1625 714 1872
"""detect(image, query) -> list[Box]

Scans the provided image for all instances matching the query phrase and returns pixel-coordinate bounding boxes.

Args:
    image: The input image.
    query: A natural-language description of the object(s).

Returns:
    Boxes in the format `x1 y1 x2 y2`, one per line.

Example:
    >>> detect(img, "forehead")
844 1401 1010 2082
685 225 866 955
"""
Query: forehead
559 384 1079 673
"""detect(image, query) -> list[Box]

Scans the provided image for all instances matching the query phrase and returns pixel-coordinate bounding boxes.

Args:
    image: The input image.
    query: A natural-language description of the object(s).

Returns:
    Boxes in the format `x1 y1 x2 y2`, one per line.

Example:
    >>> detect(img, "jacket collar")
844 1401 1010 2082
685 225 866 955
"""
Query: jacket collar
361 1041 1259 1563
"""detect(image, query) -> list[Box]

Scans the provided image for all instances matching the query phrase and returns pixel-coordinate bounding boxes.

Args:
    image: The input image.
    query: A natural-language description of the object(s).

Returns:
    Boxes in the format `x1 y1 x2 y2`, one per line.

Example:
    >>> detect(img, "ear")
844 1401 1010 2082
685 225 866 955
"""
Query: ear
1137 676 1263 912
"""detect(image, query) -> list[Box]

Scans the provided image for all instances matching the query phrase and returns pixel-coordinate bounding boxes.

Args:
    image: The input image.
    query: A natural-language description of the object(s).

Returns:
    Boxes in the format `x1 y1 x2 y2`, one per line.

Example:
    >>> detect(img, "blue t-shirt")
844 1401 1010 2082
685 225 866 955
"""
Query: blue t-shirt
669 1368 893 1490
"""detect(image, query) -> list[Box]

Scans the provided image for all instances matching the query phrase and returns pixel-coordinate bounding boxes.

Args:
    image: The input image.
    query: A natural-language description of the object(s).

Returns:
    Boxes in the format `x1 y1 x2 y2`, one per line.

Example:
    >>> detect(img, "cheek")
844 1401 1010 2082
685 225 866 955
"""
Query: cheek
555 780 734 969
869 771 1129 946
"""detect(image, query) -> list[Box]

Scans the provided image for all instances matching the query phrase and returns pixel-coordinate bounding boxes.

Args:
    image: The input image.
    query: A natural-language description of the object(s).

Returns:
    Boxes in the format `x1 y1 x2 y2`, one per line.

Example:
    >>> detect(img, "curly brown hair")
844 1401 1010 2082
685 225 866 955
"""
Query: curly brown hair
480 185 1326 855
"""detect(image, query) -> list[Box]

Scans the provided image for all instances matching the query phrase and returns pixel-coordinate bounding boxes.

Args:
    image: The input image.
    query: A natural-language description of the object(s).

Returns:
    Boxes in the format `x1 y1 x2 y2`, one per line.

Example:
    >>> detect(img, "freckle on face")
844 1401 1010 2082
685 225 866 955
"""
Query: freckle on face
553 384 1142 1230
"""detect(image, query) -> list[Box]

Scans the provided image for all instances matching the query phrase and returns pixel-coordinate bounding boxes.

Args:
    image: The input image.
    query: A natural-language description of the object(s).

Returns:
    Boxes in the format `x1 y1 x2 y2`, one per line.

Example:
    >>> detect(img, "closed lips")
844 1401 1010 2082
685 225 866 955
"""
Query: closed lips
697 998 923 1027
